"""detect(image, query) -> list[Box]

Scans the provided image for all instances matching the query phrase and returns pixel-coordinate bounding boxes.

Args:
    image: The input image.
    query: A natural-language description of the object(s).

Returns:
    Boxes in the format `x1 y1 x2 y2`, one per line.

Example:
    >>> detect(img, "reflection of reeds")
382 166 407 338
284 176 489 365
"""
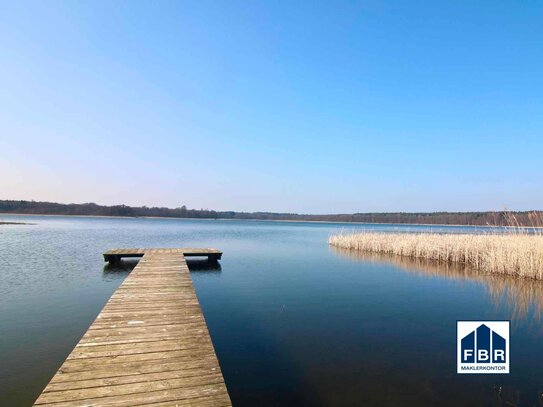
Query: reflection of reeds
332 247 543 322
329 231 543 280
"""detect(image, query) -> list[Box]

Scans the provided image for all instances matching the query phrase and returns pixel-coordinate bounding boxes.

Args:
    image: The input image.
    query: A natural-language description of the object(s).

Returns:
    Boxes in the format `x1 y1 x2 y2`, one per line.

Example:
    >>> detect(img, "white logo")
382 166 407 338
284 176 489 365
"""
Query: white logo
457 321 510 374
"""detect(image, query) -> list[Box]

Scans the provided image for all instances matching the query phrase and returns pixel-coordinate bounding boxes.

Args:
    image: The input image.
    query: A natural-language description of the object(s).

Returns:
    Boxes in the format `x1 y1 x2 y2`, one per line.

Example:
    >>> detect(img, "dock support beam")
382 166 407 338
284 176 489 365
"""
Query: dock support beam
103 248 223 264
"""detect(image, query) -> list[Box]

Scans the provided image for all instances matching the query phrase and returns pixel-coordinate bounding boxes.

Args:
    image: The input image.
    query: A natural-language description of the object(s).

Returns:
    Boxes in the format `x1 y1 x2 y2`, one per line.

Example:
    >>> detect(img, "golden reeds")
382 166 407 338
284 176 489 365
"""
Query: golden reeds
329 228 543 280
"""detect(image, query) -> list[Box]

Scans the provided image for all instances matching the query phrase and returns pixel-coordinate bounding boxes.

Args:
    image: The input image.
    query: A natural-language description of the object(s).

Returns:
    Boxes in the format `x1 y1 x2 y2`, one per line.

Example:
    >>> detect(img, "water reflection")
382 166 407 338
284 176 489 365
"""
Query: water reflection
101 259 137 281
331 247 543 324
186 259 222 273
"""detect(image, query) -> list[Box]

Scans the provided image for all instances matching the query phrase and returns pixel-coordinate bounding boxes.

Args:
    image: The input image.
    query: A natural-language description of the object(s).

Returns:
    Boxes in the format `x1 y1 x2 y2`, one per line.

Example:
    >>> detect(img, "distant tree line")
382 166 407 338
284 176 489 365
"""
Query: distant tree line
1 199 542 227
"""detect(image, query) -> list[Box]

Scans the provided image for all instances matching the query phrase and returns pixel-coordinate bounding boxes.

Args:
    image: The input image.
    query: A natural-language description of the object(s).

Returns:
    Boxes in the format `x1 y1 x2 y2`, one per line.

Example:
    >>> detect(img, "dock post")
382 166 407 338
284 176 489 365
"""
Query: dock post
208 253 220 263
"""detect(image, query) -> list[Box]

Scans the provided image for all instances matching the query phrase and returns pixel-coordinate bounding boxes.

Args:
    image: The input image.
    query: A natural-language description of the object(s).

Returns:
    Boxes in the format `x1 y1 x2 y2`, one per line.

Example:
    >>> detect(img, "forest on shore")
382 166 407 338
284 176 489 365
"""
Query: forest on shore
1 199 542 227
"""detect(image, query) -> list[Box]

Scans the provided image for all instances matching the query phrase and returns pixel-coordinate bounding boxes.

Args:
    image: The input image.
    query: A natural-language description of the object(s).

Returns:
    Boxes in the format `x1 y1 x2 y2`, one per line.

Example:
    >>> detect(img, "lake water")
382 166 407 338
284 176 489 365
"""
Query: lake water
1 215 542 406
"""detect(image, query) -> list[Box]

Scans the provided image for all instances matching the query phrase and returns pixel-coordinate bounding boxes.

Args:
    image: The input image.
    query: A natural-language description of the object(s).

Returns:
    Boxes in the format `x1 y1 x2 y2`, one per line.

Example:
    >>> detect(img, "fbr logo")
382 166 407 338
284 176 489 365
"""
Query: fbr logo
457 321 510 374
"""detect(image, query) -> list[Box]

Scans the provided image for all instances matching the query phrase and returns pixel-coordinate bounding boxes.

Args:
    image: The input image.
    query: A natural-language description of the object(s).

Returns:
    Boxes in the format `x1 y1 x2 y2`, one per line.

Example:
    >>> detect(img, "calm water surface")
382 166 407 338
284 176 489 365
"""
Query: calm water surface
1 215 542 406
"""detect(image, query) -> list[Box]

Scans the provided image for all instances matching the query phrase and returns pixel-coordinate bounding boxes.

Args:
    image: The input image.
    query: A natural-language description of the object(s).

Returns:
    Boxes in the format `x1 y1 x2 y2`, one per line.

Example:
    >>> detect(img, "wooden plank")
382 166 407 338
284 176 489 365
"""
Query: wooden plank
103 248 222 262
48 357 220 383
44 369 223 392
35 383 229 407
35 382 227 406
34 250 231 407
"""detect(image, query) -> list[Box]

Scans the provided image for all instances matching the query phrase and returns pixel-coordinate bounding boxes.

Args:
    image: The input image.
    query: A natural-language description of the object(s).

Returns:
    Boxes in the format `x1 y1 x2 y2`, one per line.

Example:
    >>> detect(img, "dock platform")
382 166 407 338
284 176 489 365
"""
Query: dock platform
103 248 222 263
34 248 231 407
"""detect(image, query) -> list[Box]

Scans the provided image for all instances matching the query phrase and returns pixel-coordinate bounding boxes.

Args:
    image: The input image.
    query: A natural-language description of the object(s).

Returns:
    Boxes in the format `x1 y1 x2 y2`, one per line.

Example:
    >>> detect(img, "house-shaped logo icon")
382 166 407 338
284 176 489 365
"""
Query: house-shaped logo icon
457 321 510 374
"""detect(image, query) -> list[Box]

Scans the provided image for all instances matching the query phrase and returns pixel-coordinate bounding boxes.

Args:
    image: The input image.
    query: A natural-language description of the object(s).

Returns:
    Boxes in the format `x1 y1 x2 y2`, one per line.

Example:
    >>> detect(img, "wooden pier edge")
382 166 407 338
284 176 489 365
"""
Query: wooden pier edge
103 248 222 263
33 248 231 407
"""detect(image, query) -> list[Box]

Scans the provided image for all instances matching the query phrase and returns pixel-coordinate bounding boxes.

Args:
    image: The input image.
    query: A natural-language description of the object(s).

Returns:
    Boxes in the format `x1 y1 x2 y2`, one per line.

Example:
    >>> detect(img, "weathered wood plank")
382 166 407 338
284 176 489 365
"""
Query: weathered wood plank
44 369 225 394
103 248 222 263
49 357 219 383
34 249 230 407
35 382 227 406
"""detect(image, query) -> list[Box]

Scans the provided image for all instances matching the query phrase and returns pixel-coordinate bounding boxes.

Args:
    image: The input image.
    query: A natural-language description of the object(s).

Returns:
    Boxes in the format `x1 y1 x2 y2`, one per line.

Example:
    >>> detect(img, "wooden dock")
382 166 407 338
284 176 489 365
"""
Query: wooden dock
103 248 222 263
34 248 231 407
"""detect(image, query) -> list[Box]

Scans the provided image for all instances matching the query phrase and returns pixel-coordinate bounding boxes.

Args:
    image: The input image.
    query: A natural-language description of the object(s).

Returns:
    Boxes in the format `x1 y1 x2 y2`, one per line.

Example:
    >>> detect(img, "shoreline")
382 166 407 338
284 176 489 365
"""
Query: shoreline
329 231 543 280
1 212 541 229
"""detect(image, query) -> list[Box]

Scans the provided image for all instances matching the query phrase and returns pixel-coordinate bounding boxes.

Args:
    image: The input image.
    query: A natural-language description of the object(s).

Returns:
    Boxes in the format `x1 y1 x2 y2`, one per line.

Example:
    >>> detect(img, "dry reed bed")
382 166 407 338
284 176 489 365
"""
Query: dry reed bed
329 232 543 280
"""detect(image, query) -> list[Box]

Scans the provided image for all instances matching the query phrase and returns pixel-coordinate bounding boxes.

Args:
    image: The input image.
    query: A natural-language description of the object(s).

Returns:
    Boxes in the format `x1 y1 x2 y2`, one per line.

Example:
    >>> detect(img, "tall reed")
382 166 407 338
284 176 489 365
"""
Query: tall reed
328 213 543 280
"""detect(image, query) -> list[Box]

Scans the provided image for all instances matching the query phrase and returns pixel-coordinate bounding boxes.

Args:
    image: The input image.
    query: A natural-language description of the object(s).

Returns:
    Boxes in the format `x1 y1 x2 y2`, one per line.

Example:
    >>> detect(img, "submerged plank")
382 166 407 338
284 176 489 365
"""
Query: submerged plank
34 250 230 407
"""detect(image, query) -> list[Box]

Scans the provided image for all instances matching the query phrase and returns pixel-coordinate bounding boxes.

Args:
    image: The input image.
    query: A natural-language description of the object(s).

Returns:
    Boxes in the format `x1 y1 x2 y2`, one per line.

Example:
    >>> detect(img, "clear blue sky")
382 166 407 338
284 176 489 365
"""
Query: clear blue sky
1 1 542 213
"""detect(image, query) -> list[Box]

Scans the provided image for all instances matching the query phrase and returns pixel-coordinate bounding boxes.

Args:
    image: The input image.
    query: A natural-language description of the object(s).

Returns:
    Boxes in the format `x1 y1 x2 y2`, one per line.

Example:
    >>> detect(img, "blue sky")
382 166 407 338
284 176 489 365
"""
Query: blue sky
1 1 542 213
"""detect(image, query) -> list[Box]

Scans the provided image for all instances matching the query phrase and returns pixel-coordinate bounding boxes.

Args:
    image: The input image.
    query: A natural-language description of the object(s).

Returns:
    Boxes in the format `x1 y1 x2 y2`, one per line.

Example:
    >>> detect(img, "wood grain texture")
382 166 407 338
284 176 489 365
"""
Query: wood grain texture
34 250 231 407
103 248 222 263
